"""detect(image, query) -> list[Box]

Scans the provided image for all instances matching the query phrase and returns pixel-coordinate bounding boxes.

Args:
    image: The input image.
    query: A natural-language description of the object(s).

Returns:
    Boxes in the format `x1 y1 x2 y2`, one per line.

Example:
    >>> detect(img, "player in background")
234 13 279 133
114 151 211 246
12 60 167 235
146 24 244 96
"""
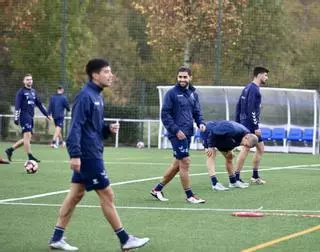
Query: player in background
235 66 269 185
5 74 50 163
48 58 149 251
151 66 206 204
48 86 70 148
200 120 258 191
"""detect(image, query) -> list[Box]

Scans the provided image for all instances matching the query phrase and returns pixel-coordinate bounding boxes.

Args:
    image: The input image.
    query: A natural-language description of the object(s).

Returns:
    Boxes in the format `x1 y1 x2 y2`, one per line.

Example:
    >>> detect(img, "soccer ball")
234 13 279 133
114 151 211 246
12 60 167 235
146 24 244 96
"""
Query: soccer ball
24 160 39 174
136 141 145 149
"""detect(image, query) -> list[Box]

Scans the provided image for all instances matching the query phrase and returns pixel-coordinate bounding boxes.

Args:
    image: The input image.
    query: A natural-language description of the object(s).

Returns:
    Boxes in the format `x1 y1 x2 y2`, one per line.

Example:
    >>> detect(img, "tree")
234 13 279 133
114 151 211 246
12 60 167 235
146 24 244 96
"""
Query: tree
287 0 320 89
5 0 95 98
223 0 299 86
85 0 142 104
132 0 248 83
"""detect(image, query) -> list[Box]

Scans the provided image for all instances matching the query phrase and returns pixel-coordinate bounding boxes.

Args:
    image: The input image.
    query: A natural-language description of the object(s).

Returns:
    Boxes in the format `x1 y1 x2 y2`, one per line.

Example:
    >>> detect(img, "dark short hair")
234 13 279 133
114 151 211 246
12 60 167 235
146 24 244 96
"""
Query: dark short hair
57 85 64 90
177 66 192 76
86 58 109 80
253 67 269 77
24 73 32 79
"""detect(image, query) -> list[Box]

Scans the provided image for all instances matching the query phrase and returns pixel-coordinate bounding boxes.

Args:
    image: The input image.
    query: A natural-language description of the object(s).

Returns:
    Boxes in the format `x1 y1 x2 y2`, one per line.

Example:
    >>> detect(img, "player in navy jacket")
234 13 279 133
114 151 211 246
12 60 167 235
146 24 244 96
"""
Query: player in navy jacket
151 66 207 204
235 66 269 185
5 74 50 162
48 86 70 148
49 59 149 251
200 120 258 191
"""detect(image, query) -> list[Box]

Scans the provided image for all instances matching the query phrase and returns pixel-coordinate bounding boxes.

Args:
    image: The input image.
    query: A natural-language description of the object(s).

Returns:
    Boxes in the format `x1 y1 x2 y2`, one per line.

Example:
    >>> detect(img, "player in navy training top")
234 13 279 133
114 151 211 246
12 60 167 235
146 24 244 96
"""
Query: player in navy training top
200 120 258 191
48 58 149 251
5 74 50 162
151 66 207 204
235 66 269 185
48 86 70 148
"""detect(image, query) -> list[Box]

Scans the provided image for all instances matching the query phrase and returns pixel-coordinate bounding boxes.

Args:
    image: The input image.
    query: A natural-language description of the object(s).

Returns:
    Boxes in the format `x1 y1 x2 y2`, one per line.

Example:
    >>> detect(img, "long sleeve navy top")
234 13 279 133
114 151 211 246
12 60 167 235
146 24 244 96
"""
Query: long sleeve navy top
235 83 261 130
66 81 110 159
14 87 48 121
161 84 205 138
48 93 70 119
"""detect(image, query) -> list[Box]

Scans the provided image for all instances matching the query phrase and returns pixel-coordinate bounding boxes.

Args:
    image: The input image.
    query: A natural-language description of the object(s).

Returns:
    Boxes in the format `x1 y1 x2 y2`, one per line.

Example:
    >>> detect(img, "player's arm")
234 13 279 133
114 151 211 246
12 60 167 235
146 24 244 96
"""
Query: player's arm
35 92 49 118
161 91 179 135
235 96 241 123
64 97 71 112
14 89 23 125
47 96 53 116
66 95 89 158
247 89 259 130
192 92 206 131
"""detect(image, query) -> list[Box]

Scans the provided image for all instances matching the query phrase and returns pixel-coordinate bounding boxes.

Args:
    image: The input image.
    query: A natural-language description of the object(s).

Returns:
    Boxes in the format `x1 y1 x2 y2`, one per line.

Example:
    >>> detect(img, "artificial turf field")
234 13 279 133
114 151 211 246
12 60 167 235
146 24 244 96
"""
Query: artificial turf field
0 143 319 252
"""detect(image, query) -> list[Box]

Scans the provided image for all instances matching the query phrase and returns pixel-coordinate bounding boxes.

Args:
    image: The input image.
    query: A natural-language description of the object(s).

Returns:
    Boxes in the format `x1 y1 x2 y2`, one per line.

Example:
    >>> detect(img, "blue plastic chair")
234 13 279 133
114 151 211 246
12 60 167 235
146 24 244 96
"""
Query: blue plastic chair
287 128 303 141
260 127 272 141
271 128 286 141
302 128 314 142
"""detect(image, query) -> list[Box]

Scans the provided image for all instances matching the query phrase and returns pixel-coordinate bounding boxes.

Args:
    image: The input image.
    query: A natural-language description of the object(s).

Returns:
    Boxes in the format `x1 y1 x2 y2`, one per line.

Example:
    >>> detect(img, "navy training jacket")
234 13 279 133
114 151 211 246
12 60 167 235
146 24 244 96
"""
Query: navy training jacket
48 93 70 119
66 81 110 159
235 83 261 130
161 83 205 138
14 87 48 121
202 120 250 151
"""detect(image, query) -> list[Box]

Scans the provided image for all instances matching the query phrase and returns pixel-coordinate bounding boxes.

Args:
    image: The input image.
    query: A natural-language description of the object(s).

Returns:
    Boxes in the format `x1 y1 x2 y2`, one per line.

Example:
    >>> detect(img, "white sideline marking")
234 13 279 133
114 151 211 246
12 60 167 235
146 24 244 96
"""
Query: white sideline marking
7 159 246 167
0 164 319 203
1 201 320 214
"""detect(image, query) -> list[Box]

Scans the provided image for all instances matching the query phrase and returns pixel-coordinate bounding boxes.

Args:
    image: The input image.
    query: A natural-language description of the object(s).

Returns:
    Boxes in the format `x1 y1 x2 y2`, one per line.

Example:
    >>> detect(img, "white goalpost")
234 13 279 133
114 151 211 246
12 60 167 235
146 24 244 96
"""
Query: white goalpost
157 86 320 155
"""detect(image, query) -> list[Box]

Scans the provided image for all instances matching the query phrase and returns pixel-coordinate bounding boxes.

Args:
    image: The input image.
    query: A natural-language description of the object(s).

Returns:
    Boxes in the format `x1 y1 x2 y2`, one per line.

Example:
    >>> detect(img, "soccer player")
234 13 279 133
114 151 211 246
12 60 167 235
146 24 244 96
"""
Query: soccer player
48 86 70 148
5 74 50 163
235 66 269 185
200 120 258 190
151 66 206 204
48 58 149 251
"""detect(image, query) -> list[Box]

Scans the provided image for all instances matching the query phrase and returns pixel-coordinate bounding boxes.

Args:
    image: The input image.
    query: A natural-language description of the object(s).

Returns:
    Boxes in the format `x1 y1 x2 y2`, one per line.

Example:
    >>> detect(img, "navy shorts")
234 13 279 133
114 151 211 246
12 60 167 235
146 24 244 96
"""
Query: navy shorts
200 131 232 152
54 118 64 128
20 118 34 134
200 131 209 148
71 159 110 191
169 136 191 160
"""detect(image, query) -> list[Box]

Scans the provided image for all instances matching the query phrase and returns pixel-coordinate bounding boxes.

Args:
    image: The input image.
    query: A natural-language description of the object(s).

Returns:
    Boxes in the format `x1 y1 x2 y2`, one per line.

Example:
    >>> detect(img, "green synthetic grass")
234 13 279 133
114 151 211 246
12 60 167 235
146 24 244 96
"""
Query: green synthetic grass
0 143 319 252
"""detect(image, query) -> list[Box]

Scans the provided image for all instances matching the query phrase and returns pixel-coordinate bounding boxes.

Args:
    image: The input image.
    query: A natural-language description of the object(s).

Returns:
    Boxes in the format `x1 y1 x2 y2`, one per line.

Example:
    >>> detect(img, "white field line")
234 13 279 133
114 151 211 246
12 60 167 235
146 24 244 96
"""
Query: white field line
7 159 254 167
0 164 319 203
7 159 320 169
1 201 320 215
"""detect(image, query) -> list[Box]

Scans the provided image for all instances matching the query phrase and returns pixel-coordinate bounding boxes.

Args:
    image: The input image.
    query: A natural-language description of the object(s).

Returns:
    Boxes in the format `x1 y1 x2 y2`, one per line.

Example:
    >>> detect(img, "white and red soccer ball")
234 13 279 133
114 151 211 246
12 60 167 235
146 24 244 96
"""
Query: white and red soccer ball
24 160 39 174
136 141 145 149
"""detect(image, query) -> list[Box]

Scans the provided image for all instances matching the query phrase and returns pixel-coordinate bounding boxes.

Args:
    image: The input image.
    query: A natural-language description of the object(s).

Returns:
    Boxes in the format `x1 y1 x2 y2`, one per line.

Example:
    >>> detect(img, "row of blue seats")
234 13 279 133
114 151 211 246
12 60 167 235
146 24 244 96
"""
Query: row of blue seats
261 127 314 142
164 127 315 142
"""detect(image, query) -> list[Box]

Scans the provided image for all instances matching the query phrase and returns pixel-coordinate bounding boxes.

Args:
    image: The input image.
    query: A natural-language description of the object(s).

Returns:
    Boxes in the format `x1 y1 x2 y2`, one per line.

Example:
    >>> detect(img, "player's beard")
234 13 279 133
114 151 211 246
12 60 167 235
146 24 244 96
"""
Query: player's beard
178 81 189 88
25 83 32 89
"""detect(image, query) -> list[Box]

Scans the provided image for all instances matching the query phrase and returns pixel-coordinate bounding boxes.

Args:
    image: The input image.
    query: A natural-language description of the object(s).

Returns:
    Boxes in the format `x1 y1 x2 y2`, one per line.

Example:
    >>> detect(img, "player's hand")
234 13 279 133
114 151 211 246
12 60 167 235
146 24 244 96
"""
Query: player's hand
14 120 19 126
70 158 81 173
254 129 261 137
47 116 53 121
205 147 215 158
199 124 206 132
176 130 186 140
109 123 120 134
